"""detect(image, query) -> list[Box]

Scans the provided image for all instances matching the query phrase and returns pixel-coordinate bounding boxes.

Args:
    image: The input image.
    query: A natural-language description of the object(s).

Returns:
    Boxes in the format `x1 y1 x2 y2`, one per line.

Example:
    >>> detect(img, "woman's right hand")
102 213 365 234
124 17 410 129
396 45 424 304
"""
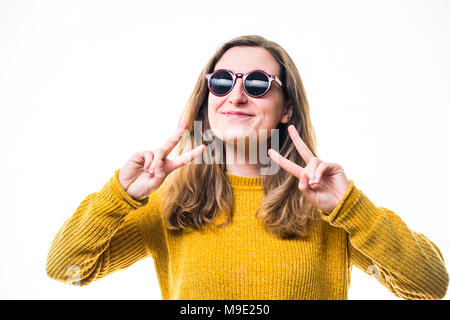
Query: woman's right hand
118 120 205 201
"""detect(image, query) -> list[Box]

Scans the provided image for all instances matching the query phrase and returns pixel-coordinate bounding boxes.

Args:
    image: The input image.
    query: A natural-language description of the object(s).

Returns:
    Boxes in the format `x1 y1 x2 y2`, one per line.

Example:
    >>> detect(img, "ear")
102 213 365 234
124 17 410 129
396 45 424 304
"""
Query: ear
280 101 293 124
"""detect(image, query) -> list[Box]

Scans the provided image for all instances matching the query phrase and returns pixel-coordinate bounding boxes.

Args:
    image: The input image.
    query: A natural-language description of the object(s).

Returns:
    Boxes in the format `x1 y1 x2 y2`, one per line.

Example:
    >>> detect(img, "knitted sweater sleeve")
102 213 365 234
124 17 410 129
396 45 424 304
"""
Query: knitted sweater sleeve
46 168 163 286
321 180 449 300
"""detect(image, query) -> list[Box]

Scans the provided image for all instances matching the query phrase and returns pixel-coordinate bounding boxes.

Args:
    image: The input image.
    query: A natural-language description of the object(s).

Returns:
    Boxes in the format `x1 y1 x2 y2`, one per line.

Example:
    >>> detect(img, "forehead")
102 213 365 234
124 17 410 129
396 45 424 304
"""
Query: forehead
214 46 280 76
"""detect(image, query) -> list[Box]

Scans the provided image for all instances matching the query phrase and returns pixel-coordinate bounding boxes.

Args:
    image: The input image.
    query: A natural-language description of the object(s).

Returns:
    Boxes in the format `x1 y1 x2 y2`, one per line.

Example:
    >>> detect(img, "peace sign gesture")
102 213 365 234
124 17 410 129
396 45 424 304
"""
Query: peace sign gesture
119 120 206 201
268 125 350 214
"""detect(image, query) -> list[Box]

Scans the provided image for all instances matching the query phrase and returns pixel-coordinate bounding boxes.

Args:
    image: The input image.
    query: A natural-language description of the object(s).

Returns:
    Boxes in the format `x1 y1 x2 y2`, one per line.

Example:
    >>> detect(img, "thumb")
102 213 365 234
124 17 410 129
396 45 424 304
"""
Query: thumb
154 159 166 178
298 170 310 193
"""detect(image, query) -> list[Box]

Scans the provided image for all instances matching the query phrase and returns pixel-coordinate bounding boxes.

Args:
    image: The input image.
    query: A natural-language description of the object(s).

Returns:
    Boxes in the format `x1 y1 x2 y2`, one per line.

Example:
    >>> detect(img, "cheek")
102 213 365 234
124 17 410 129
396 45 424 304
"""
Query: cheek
258 103 284 126
207 95 225 119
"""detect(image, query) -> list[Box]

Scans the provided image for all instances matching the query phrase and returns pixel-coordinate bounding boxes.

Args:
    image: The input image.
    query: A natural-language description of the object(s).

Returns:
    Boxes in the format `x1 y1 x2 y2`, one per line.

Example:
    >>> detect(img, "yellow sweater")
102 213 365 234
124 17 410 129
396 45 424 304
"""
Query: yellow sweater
46 168 448 299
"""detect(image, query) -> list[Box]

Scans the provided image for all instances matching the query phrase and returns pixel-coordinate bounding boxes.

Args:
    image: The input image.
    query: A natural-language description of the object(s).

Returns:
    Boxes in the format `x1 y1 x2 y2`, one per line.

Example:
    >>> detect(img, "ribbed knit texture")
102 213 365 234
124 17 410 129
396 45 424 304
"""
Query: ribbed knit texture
46 168 449 299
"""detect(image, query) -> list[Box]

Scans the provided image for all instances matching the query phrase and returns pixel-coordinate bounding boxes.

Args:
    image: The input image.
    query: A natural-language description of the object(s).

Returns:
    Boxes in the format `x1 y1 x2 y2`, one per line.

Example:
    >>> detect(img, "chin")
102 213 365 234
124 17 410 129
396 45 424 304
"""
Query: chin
210 126 262 144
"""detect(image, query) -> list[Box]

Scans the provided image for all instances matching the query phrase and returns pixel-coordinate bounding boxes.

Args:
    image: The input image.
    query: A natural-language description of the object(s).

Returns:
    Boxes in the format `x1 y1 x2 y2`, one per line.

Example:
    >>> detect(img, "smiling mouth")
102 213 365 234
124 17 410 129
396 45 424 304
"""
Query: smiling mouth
222 112 254 119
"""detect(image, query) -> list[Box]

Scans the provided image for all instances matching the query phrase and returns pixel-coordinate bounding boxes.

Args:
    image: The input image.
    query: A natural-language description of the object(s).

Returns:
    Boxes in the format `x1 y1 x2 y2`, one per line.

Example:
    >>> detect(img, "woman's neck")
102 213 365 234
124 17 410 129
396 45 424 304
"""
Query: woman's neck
224 140 264 177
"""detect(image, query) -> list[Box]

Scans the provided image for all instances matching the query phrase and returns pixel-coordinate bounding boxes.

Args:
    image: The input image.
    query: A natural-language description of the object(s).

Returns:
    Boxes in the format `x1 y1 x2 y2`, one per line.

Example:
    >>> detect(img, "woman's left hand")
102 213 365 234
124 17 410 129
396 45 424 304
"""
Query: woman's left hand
268 125 350 214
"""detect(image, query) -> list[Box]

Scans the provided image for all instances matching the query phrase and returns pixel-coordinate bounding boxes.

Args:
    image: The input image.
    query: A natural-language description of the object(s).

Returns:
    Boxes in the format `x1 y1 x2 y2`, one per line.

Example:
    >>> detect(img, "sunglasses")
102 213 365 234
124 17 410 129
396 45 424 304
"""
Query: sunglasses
205 69 283 98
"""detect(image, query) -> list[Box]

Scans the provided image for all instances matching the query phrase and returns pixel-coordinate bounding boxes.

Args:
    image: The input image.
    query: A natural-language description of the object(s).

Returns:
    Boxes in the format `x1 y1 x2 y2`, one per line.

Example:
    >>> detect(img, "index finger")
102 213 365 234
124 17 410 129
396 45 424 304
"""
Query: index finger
160 120 189 157
165 144 206 174
268 148 303 178
287 125 314 164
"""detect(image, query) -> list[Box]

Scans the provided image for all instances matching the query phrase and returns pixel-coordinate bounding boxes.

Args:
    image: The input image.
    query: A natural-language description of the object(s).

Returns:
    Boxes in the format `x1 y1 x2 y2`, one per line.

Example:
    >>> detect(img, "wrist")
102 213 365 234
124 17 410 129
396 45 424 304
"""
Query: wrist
118 171 129 192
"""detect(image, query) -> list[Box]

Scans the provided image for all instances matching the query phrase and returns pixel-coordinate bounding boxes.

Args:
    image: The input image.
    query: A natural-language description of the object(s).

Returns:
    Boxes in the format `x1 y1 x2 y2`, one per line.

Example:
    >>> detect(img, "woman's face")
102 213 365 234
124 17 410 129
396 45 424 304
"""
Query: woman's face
207 46 291 143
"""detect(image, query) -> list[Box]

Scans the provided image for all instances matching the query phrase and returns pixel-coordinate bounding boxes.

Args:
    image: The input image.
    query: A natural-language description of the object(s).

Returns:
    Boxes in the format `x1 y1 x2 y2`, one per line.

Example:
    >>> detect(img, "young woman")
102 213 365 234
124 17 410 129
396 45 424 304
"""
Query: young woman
46 35 448 300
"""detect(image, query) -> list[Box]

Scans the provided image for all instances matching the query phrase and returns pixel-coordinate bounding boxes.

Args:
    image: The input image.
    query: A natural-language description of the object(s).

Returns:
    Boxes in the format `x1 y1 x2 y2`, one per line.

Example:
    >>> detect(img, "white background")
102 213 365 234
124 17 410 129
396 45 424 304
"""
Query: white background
1 0 449 299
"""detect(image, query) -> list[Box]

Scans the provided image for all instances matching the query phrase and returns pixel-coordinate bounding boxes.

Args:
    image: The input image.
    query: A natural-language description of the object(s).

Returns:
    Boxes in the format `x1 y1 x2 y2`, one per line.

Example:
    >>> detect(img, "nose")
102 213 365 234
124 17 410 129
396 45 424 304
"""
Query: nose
228 77 248 105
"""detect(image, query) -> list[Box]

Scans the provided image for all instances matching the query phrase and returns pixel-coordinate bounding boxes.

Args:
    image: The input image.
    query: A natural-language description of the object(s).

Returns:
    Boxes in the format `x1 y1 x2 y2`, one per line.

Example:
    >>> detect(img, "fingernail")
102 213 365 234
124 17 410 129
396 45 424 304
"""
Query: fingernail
309 178 314 185
314 177 319 183
149 168 154 175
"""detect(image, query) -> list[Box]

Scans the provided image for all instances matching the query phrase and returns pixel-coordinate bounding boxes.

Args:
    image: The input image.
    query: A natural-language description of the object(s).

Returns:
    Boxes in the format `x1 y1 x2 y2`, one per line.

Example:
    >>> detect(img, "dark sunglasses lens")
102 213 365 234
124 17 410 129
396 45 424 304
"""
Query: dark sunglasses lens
245 72 270 96
210 71 233 95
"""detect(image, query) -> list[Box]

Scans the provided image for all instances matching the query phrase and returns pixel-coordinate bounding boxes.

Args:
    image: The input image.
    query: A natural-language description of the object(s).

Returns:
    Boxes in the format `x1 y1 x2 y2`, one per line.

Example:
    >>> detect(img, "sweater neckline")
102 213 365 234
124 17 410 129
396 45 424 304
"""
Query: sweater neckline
225 171 263 188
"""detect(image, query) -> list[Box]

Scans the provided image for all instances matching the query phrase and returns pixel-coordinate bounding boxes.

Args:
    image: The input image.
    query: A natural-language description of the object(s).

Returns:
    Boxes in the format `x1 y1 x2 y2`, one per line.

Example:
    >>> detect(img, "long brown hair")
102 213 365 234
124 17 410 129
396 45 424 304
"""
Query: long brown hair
162 35 321 239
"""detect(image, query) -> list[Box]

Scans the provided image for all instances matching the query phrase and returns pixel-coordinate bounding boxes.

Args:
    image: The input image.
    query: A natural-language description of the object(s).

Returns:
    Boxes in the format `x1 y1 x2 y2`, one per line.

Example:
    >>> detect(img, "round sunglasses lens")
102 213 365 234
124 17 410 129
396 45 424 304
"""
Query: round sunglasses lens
245 72 270 96
210 70 233 95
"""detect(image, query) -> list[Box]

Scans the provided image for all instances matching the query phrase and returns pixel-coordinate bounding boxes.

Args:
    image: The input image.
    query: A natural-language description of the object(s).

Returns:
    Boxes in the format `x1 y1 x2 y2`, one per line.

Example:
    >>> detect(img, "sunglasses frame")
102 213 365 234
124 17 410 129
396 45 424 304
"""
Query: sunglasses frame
205 69 283 98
